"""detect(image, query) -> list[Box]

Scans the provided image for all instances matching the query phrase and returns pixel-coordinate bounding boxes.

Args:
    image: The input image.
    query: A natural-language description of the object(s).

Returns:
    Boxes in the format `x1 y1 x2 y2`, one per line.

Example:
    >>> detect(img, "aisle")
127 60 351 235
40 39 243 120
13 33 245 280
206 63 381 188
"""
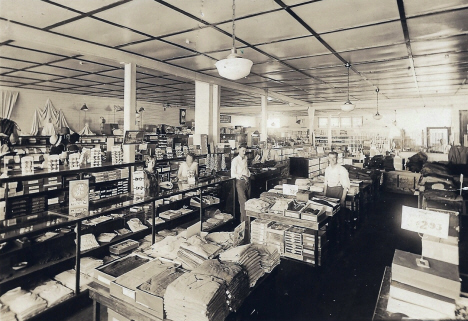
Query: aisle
226 192 421 321
65 192 421 321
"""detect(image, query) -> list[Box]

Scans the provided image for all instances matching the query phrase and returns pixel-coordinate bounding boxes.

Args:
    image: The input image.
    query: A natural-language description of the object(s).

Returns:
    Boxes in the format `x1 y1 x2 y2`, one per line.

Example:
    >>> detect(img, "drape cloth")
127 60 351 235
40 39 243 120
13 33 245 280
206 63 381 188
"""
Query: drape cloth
30 98 73 135
78 123 95 136
1 90 18 119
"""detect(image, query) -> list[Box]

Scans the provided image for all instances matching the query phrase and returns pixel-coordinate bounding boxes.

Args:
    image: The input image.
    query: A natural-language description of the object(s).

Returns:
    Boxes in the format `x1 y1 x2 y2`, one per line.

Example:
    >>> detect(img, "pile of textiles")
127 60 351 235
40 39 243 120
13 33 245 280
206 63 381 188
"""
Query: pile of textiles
219 244 264 287
78 257 103 278
164 272 229 321
268 199 292 215
0 303 16 321
53 269 93 291
31 280 73 307
205 232 235 250
139 266 185 298
406 151 428 173
250 219 274 245
177 235 223 270
295 178 313 190
158 229 178 237
145 235 184 260
245 198 271 213
259 192 280 207
251 244 281 273
193 259 249 312
1 287 47 321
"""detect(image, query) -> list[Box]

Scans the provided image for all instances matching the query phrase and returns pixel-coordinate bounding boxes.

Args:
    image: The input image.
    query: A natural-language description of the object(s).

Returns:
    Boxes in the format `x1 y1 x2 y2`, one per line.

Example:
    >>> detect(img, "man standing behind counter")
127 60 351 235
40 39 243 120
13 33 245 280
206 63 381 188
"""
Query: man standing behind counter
323 151 350 207
231 145 251 223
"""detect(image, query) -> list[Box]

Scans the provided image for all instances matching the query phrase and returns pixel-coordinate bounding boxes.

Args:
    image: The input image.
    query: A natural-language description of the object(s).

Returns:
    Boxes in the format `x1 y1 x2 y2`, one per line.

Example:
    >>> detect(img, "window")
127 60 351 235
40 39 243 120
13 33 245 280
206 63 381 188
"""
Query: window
318 117 328 128
330 117 340 128
267 118 280 128
352 117 363 127
340 117 352 128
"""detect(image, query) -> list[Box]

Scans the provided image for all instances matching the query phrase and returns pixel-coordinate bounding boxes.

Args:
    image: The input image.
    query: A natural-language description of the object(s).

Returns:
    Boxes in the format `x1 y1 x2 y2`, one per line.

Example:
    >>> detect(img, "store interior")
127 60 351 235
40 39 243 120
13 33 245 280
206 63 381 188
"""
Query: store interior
0 0 468 320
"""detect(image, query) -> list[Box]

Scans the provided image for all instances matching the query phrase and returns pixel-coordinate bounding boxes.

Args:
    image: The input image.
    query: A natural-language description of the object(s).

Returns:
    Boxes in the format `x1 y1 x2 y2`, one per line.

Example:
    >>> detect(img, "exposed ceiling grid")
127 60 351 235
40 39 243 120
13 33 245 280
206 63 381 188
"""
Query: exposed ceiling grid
0 0 466 110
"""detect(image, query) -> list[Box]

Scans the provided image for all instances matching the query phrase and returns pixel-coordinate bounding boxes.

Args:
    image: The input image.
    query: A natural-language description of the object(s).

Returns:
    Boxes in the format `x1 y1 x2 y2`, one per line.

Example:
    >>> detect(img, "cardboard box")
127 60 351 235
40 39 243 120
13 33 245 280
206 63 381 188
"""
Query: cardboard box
94 254 150 286
107 309 131 321
422 235 459 265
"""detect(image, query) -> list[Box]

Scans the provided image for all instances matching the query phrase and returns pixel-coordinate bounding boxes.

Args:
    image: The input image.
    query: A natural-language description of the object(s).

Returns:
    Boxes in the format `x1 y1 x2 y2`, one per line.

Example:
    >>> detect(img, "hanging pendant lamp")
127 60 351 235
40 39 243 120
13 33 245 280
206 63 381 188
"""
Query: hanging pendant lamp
393 109 397 126
373 88 382 120
341 63 355 112
215 0 253 80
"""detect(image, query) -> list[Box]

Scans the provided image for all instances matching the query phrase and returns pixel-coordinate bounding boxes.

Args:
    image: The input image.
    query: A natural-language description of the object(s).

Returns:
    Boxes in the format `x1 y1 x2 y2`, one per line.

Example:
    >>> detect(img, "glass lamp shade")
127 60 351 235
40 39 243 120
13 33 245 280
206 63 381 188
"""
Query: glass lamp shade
215 48 253 80
341 100 355 112
373 112 383 120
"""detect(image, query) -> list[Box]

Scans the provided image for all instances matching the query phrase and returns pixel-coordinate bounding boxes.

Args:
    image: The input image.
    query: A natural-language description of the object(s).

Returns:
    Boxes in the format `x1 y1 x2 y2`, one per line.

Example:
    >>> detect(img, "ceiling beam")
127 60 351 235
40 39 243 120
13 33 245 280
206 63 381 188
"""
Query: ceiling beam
0 19 312 107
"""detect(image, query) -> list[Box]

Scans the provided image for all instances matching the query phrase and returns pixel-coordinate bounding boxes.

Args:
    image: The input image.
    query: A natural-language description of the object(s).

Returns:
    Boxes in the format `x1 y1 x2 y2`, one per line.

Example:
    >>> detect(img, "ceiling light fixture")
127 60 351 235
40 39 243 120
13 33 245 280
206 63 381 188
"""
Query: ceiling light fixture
341 63 355 112
373 88 382 120
80 103 89 111
215 0 253 80
392 109 397 126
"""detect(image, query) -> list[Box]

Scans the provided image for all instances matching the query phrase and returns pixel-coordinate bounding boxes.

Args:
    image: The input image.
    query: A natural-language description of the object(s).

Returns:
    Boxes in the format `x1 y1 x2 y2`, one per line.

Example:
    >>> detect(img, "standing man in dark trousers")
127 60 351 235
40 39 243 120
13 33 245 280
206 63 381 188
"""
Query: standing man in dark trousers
231 145 251 230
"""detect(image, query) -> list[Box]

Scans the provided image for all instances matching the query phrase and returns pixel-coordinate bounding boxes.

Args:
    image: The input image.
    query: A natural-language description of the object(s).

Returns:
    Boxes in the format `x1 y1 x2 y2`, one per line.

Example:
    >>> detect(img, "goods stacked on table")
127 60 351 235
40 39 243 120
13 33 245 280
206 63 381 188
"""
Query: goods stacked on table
245 198 271 213
1 287 47 321
0 303 16 321
145 235 185 260
177 235 223 270
250 219 273 245
164 272 229 321
219 244 264 287
251 244 280 273
268 199 292 215
31 280 74 307
386 249 459 319
193 259 250 312
284 226 306 261
266 222 291 255
53 269 93 292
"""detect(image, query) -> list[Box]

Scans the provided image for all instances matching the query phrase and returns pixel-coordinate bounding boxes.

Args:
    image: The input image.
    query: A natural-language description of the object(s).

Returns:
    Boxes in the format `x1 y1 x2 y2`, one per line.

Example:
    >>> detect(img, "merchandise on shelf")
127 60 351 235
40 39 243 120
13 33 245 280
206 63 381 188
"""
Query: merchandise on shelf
111 146 123 165
21 156 34 175
90 148 102 167
69 153 80 169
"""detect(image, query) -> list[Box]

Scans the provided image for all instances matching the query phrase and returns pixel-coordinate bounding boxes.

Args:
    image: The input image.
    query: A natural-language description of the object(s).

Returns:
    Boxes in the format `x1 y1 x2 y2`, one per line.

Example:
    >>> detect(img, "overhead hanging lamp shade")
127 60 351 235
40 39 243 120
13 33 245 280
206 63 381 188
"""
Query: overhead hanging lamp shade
215 48 253 80
341 100 355 112
373 113 383 120
80 103 89 111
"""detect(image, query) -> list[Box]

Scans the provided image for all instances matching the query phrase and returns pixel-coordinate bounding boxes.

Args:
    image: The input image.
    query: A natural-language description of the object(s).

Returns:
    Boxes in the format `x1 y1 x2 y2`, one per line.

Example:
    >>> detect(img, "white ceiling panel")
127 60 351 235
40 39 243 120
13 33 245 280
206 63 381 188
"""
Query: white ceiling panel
39 81 79 89
51 0 123 12
292 0 399 34
55 78 101 86
285 55 343 70
98 69 124 79
0 58 38 70
413 52 468 68
52 17 149 47
168 55 218 71
0 0 78 28
138 77 181 86
407 9 468 40
6 70 60 81
339 44 409 64
95 0 202 37
76 74 121 83
217 10 309 45
163 28 238 54
256 37 329 59
403 0 468 17
51 59 116 73
27 65 87 78
122 40 195 61
355 59 412 73
0 75 37 84
0 45 64 64
263 71 308 81
208 48 271 64
251 61 292 74
168 0 281 24
416 64 468 76
321 21 405 52
411 35 468 56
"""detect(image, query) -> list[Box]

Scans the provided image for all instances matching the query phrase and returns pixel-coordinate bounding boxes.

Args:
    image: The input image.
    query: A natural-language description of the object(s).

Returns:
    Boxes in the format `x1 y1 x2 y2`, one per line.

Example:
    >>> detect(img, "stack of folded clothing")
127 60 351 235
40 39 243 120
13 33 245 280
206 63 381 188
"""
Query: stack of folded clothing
219 244 264 287
266 222 291 255
158 229 177 237
177 236 223 270
31 280 73 307
259 192 280 206
127 218 148 232
159 210 182 220
145 235 184 260
4 290 47 321
164 272 229 321
54 269 93 292
77 233 100 252
1 287 28 306
245 198 271 213
205 232 234 250
252 244 281 273
193 259 249 312
0 303 16 321
139 267 185 298
79 257 103 278
250 219 274 245
268 199 292 215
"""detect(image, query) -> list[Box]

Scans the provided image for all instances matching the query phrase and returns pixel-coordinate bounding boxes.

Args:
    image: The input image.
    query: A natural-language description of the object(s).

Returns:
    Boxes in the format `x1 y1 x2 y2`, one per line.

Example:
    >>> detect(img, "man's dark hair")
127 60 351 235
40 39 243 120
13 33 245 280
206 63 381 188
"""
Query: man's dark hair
328 151 338 157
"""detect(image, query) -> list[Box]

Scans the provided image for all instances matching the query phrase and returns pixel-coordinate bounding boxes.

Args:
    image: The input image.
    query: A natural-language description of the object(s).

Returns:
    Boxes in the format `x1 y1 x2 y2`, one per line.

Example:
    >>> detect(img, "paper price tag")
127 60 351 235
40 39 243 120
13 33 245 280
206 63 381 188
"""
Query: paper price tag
401 206 449 239
283 184 298 196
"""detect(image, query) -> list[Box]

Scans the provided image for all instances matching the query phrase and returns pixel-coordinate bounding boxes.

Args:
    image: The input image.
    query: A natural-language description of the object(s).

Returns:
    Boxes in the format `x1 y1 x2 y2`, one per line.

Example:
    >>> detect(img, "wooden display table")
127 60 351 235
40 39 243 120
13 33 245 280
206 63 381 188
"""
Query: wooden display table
372 266 392 320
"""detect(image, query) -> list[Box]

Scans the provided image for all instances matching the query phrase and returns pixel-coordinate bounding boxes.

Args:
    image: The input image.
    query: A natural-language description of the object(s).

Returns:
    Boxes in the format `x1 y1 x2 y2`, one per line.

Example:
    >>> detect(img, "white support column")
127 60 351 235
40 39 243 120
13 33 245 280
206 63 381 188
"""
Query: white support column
308 106 315 146
261 95 268 142
211 84 220 145
194 81 213 148
123 62 136 163
327 115 332 148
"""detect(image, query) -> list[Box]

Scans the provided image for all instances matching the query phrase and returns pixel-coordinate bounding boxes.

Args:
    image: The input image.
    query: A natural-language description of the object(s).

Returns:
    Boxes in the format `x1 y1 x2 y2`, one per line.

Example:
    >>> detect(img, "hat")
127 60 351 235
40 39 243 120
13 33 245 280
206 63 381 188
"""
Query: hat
68 144 80 153
69 132 80 144
49 146 62 155
60 127 70 135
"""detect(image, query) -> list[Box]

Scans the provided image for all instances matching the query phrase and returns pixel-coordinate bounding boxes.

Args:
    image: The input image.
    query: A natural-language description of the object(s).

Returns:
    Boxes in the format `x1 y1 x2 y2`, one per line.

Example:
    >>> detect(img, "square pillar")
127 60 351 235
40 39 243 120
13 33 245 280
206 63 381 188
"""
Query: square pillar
261 95 268 142
123 62 136 163
308 107 315 146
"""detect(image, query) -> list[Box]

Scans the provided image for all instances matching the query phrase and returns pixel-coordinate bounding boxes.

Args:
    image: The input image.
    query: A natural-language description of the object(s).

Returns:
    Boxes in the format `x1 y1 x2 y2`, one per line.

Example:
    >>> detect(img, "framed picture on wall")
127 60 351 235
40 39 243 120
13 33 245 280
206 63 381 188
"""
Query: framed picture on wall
180 109 186 125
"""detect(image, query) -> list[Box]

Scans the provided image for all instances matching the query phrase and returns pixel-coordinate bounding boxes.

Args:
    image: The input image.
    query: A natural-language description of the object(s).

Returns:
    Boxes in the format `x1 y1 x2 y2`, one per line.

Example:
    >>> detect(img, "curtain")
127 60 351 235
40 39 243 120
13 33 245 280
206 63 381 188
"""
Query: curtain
1 90 19 119
30 98 74 135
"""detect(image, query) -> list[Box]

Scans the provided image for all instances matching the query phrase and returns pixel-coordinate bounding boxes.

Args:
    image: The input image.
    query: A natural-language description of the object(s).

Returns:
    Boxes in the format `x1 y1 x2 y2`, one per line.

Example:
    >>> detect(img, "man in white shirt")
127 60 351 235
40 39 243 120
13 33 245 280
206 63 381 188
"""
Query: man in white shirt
261 142 279 163
323 151 350 207
231 145 251 223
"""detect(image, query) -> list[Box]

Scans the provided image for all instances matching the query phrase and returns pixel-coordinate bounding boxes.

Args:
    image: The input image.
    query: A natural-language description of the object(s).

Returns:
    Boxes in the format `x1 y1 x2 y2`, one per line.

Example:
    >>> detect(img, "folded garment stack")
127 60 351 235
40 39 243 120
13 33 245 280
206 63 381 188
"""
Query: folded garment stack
31 280 73 307
269 199 293 215
250 219 274 245
145 235 184 260
245 198 271 213
158 229 178 237
219 244 264 287
177 236 223 270
252 244 281 273
0 303 16 321
3 290 47 321
164 272 229 321
139 267 185 298
54 269 93 292
79 257 103 278
205 232 235 250
193 259 249 312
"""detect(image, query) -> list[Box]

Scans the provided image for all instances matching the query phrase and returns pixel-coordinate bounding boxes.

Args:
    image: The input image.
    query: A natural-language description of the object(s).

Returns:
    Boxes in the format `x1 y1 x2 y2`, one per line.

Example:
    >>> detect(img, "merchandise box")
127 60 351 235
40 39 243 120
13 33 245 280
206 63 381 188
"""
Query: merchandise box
310 198 340 216
107 308 131 321
109 239 140 255
22 178 44 186
296 191 313 202
308 158 320 166
94 253 150 286
422 235 458 265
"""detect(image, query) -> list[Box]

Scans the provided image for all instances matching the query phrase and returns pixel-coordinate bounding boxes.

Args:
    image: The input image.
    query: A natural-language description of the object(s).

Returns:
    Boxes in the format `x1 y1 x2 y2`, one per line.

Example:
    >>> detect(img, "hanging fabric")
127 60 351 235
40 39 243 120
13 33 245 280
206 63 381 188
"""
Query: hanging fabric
30 98 74 135
79 123 95 136
1 90 19 119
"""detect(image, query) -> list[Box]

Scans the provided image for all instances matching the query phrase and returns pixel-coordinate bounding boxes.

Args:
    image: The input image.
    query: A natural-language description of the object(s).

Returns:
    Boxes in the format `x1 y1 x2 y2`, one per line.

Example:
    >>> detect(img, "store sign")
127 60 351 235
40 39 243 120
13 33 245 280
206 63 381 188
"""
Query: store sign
69 180 89 217
401 206 449 239
220 114 231 123
283 184 299 196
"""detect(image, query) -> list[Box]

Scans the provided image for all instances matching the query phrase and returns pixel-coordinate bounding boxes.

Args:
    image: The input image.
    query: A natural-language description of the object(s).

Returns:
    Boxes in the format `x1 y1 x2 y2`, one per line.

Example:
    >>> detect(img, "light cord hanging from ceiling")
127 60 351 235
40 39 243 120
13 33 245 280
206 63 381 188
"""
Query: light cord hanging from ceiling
373 88 382 120
215 0 253 80
341 63 355 112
